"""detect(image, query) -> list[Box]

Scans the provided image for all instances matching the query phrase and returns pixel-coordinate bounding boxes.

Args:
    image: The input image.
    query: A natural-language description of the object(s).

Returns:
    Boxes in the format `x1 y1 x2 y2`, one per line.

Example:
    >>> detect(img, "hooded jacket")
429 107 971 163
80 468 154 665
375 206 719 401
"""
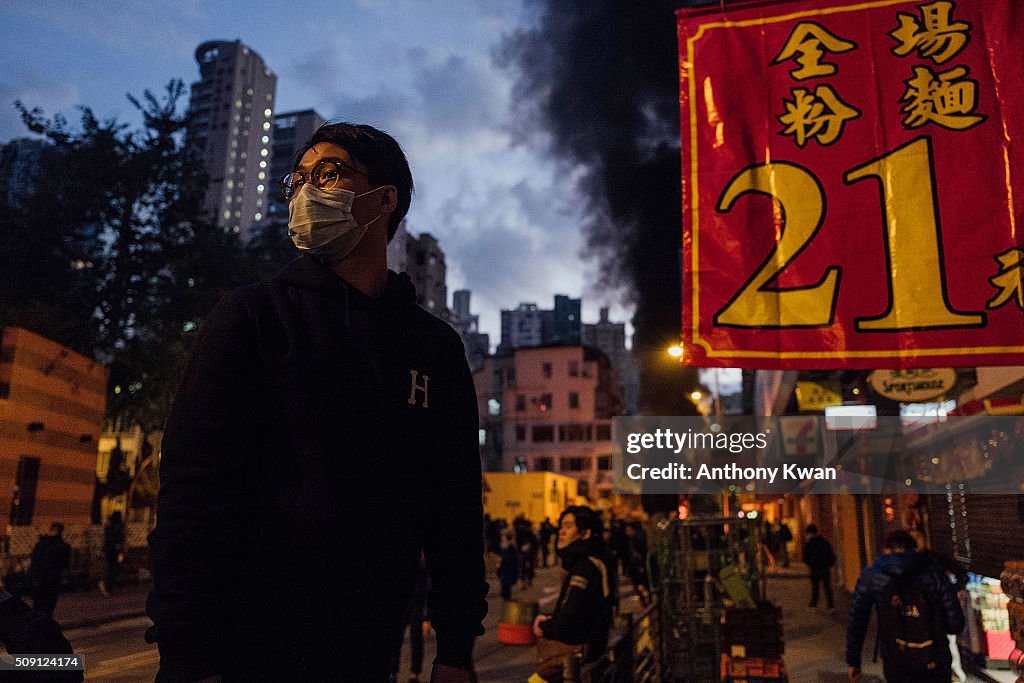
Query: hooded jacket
845 550 964 669
146 255 488 681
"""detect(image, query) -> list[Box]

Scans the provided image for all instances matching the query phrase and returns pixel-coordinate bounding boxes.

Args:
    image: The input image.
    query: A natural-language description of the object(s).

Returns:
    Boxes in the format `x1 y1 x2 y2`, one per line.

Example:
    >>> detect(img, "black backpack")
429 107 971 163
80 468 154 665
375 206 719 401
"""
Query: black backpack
876 572 941 671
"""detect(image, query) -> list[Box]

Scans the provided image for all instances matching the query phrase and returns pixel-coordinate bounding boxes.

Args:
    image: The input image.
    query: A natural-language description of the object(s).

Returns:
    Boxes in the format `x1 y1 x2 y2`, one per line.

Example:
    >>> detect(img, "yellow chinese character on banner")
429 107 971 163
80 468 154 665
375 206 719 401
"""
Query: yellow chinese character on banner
778 85 860 147
890 0 971 64
900 65 985 130
772 22 856 80
987 248 1024 312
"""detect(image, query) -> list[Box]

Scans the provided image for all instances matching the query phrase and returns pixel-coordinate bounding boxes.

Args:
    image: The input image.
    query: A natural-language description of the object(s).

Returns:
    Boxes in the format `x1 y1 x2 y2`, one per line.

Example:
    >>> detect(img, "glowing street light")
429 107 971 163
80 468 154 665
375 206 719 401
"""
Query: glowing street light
690 390 704 401
667 344 683 359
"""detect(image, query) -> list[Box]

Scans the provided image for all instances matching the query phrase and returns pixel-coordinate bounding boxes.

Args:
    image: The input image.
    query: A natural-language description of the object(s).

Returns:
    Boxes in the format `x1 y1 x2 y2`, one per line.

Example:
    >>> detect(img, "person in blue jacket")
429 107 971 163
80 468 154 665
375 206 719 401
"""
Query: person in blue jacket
846 530 964 682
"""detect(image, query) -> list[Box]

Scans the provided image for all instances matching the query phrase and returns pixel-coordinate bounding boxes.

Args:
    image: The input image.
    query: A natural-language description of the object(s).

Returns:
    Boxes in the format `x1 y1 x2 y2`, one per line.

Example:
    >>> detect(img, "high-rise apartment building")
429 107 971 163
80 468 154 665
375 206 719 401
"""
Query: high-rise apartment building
499 295 582 352
450 290 490 372
500 304 545 351
266 109 326 225
0 138 47 209
402 232 448 317
188 40 277 239
583 307 639 413
552 295 582 345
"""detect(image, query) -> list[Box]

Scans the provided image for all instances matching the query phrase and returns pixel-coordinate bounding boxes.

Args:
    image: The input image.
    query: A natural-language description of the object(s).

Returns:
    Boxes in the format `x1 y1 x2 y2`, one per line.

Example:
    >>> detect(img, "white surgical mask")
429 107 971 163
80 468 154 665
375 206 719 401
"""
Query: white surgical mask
287 183 384 263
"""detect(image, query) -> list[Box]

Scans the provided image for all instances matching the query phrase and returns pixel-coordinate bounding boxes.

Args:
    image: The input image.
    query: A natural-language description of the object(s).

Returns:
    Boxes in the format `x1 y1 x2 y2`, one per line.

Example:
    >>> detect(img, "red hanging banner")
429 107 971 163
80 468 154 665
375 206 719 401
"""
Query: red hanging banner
677 0 1024 369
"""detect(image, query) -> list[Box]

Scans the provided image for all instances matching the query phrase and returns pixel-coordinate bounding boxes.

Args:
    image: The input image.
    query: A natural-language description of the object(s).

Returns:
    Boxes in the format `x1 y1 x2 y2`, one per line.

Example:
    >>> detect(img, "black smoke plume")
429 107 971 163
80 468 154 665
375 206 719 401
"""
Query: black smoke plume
500 0 715 414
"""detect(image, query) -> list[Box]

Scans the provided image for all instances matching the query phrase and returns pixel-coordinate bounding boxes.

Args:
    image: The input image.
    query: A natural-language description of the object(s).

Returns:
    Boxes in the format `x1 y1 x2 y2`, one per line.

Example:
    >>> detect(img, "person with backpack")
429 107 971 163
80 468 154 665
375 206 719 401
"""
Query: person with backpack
845 530 965 682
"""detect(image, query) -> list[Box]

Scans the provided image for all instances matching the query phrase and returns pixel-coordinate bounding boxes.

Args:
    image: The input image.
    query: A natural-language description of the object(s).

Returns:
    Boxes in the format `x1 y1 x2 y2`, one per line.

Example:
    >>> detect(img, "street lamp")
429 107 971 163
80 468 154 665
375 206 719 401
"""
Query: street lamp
667 344 683 359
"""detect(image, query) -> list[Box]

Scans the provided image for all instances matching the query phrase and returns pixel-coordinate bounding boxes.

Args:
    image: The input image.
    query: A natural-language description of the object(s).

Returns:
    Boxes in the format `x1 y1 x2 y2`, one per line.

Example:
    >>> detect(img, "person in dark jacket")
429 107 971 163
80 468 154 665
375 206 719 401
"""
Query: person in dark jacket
389 555 431 683
146 122 488 683
497 530 520 601
802 523 836 609
531 506 613 683
99 511 125 596
846 530 964 682
29 523 70 619
538 518 555 568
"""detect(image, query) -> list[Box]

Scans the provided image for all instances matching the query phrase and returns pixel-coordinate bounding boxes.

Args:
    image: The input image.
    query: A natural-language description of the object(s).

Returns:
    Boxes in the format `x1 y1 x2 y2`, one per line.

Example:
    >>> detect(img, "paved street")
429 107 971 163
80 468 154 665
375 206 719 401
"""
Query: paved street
0 568 1001 681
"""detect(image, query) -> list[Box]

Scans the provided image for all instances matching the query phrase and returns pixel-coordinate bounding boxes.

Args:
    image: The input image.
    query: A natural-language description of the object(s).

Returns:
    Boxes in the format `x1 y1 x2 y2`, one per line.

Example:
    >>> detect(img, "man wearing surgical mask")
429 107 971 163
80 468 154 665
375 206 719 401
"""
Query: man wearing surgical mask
147 123 488 683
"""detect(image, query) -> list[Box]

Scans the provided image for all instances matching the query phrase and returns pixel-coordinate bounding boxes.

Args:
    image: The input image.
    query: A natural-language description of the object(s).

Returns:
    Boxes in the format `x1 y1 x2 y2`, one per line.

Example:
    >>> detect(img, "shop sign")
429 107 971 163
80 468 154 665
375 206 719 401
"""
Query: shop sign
868 368 957 402
795 381 842 411
677 0 1024 368
779 417 818 457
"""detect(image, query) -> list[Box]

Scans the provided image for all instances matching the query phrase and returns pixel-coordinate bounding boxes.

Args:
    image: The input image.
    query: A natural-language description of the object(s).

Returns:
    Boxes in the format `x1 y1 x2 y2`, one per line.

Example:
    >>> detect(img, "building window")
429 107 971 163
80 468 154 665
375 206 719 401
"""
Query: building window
536 393 552 411
488 399 501 417
515 425 526 442
532 425 555 443
596 424 612 441
507 367 516 385
598 456 612 471
542 362 552 378
479 429 487 446
569 392 579 409
516 394 526 412
0 383 9 399
10 456 40 526
535 457 553 472
563 424 589 442
569 361 579 377
560 457 589 472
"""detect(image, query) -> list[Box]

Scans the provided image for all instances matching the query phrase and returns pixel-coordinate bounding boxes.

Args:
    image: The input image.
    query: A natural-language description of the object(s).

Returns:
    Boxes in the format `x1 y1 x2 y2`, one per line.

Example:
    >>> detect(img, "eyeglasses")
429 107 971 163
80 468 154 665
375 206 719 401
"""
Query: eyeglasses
280 159 367 200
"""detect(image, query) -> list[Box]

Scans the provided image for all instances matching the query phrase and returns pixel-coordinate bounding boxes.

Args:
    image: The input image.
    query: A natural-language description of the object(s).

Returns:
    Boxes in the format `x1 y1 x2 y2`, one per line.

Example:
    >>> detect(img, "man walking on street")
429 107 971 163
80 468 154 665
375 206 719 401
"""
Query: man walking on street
99 511 125 597
846 530 964 682
530 506 614 683
28 523 70 619
147 122 488 682
802 524 836 610
539 518 555 568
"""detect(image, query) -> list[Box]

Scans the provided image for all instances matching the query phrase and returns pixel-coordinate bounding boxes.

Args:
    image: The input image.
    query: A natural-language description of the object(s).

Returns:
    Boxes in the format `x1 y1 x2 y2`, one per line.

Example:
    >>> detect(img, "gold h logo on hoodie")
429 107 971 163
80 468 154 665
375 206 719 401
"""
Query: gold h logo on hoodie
408 370 430 408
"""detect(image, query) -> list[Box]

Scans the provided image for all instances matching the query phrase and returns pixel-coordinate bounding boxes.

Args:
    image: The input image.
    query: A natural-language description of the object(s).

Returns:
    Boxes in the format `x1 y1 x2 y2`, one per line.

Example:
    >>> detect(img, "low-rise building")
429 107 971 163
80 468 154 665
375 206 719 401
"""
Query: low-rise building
0 327 107 526
500 345 623 499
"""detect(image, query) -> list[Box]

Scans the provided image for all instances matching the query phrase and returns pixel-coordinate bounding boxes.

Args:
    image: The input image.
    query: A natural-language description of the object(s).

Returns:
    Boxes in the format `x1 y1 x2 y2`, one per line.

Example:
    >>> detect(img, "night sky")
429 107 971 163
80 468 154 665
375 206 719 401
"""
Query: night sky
0 0 638 346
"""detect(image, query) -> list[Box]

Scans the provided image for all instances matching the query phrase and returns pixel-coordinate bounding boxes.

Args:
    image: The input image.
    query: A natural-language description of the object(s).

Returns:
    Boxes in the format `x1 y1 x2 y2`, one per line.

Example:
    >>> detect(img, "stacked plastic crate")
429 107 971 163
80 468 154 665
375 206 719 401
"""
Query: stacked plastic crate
719 604 786 683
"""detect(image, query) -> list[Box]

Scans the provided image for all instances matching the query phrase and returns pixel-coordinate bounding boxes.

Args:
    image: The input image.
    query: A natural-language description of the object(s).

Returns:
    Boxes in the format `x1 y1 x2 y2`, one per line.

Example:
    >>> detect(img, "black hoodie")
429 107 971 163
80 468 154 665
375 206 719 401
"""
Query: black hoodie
147 255 488 681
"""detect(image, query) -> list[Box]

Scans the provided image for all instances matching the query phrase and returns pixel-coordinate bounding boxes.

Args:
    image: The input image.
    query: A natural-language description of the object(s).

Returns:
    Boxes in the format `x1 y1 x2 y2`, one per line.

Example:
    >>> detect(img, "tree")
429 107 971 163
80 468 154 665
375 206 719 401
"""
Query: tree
10 81 254 435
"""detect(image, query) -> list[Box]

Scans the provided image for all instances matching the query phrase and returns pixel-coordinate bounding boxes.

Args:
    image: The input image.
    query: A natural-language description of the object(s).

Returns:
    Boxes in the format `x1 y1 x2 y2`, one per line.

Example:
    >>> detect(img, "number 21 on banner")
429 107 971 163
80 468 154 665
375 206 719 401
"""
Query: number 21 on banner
714 136 985 331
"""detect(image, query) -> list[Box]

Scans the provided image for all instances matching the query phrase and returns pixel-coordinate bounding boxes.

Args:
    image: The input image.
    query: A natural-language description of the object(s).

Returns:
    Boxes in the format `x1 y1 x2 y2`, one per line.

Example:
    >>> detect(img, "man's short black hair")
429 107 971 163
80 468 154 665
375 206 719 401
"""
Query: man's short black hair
884 530 918 551
560 505 603 538
297 122 413 242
